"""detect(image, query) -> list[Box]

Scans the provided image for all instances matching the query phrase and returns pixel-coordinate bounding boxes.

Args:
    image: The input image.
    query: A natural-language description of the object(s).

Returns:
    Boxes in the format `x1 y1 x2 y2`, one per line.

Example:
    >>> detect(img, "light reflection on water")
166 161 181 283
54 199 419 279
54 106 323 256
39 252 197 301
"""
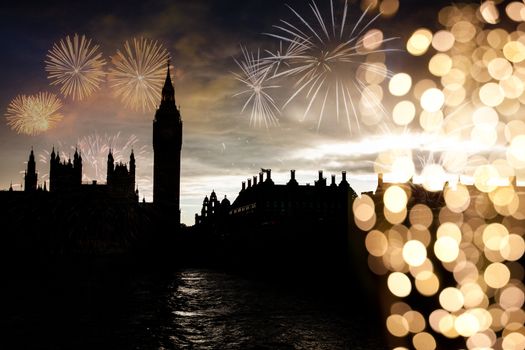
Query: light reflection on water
161 270 385 350
1 268 386 349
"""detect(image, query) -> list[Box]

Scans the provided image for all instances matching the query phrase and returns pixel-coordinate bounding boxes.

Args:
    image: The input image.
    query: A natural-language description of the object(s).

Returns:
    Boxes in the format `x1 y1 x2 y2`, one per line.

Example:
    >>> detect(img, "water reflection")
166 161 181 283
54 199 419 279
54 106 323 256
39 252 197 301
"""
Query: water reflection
163 270 385 349
0 267 386 349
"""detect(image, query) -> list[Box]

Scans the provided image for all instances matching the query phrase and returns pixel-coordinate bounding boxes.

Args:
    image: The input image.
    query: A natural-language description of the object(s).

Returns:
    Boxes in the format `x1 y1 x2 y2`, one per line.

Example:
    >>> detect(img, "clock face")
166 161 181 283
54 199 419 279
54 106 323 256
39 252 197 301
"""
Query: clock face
154 118 182 151
154 124 182 150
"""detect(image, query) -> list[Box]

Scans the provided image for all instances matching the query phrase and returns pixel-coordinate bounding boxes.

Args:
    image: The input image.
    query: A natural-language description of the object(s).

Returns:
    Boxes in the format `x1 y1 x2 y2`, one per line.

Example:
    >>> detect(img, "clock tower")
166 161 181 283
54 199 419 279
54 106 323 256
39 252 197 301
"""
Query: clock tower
153 61 183 225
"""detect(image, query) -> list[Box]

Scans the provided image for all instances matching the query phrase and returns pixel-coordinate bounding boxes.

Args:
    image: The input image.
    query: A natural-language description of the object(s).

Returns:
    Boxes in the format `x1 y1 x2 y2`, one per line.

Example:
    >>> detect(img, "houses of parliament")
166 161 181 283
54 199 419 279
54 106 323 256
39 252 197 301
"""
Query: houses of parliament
19 147 139 200
1 60 365 267
2 63 182 216
0 62 183 255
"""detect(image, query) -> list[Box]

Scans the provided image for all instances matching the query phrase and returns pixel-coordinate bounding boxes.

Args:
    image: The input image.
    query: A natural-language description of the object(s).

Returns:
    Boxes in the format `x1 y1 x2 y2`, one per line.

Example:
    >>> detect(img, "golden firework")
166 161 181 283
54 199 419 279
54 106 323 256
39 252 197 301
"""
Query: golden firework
108 37 170 113
45 34 107 101
5 92 63 136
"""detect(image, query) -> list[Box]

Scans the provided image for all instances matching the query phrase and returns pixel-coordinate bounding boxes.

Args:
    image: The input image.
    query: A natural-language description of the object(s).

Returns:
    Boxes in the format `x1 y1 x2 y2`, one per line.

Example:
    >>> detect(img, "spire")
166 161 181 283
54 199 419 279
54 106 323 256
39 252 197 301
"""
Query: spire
27 148 35 170
74 147 81 165
25 148 37 192
130 149 135 170
160 59 175 107
107 148 115 183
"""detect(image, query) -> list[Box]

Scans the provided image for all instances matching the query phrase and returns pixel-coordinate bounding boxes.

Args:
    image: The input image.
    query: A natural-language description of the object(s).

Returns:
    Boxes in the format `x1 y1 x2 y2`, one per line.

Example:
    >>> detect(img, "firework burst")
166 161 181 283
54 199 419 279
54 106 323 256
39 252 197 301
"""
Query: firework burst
264 38 310 78
39 132 148 182
45 34 107 101
233 46 280 128
5 92 63 136
78 132 148 181
108 37 170 113
265 0 398 131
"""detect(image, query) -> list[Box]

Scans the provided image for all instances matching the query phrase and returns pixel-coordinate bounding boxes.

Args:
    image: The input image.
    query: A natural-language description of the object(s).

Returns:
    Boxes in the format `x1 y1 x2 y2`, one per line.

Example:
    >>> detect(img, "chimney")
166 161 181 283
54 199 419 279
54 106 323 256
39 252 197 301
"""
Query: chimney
248 179 252 188
339 171 350 188
259 172 263 183
331 174 336 186
267 169 272 180
288 169 298 186
242 181 246 191
378 173 384 188
253 176 257 186
316 170 326 187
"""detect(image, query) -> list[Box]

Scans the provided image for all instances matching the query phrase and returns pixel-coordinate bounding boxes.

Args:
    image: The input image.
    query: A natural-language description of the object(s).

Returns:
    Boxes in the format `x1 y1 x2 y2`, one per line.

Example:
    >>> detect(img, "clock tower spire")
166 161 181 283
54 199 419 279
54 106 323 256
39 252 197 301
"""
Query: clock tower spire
153 60 183 225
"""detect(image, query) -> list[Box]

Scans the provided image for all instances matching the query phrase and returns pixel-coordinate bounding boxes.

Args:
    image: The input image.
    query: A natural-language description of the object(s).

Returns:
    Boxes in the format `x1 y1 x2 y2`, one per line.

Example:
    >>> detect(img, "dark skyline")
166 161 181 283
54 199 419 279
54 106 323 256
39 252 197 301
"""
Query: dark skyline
1 3 524 349
0 0 480 224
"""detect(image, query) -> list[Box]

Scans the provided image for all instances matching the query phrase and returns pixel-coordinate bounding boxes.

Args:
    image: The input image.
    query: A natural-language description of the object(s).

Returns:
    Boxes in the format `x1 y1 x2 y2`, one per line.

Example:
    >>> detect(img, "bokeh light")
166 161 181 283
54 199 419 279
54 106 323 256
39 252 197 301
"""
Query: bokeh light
352 1 525 348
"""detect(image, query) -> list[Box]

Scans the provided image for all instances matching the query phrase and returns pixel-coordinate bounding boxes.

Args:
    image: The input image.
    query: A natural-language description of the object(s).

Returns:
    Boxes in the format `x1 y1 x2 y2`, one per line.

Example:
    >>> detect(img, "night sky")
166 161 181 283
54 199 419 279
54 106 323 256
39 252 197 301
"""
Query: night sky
0 0 475 224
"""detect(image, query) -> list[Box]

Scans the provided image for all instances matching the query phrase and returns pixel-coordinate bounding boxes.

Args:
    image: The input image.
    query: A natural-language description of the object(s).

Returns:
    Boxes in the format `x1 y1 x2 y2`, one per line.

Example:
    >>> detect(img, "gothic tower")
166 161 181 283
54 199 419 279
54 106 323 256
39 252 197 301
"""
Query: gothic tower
49 147 57 192
130 150 136 192
153 61 183 224
24 148 37 192
107 149 114 184
73 148 82 184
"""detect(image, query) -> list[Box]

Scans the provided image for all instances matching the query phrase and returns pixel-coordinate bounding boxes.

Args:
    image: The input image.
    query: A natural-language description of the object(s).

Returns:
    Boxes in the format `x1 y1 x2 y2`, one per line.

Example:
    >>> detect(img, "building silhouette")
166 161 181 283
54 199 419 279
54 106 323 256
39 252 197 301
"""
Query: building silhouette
20 146 138 199
32 146 138 199
8 61 182 207
194 190 231 226
24 148 37 192
107 149 137 198
0 62 182 256
153 61 183 224
189 169 357 272
48 147 82 192
195 169 357 227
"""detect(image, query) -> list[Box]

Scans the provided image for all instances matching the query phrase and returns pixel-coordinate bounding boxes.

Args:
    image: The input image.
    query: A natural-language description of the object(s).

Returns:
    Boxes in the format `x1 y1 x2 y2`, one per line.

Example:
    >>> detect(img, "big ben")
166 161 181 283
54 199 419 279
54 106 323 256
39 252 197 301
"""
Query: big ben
153 61 183 224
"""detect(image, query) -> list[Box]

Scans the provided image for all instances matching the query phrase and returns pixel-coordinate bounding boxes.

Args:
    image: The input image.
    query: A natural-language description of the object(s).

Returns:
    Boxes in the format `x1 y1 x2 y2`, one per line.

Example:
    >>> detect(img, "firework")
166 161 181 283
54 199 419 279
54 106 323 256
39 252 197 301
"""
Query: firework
108 37 170 113
264 38 309 78
265 0 398 131
77 132 148 181
5 92 63 136
45 34 107 101
233 46 280 128
39 133 148 183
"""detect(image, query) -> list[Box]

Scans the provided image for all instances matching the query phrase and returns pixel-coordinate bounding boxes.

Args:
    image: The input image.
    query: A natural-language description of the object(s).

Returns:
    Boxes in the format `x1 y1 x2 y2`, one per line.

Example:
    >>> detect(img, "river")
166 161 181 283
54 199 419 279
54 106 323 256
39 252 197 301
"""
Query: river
1 267 387 349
